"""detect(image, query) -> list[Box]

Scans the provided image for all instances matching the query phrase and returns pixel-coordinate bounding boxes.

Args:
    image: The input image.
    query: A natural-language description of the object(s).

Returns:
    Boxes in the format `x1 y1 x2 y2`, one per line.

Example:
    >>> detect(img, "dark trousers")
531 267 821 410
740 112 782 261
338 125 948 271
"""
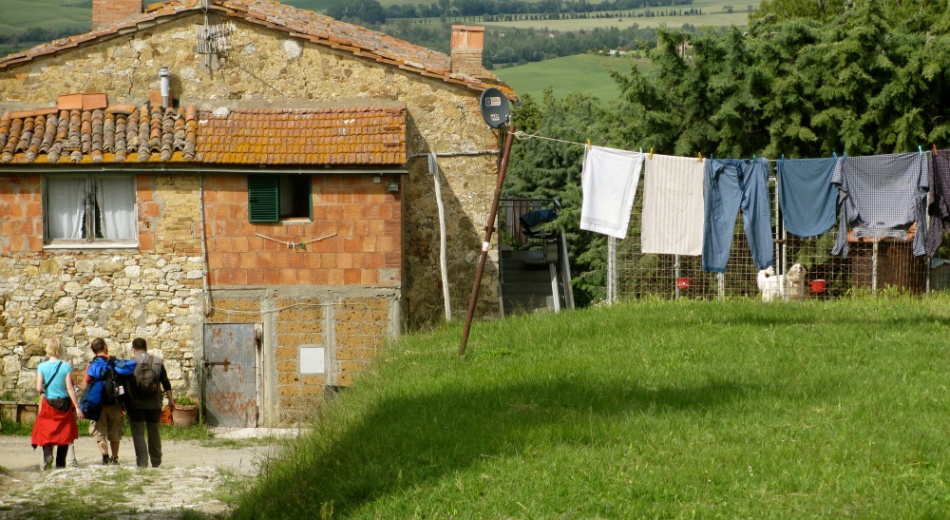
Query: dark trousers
42 445 68 468
128 408 163 468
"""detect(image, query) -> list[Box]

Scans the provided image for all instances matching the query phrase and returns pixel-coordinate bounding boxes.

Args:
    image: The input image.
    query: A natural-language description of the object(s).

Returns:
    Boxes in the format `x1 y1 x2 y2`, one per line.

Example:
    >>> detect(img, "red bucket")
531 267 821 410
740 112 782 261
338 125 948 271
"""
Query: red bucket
810 279 827 294
676 277 691 290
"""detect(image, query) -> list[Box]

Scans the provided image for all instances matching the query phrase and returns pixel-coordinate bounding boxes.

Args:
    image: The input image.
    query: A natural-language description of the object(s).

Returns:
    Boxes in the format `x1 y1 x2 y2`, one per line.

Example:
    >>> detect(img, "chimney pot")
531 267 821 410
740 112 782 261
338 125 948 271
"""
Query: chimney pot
451 25 485 76
92 0 144 30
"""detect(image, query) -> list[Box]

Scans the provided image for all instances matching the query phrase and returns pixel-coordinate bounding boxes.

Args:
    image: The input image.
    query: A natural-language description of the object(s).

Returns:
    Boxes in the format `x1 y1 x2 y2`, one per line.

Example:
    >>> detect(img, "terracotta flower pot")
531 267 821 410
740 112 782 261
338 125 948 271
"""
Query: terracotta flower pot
172 404 199 427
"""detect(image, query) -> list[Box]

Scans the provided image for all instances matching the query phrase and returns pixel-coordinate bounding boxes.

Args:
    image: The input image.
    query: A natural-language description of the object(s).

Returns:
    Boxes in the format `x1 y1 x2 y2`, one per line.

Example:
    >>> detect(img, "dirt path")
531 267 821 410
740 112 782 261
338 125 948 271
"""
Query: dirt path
0 429 292 519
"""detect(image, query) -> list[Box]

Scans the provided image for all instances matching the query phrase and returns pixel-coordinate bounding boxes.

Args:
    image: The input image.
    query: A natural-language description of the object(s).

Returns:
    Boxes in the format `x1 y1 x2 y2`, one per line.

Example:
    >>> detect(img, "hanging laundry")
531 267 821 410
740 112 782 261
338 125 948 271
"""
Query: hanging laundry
640 154 705 256
925 149 950 257
579 145 643 239
776 157 839 237
831 153 929 257
702 158 774 273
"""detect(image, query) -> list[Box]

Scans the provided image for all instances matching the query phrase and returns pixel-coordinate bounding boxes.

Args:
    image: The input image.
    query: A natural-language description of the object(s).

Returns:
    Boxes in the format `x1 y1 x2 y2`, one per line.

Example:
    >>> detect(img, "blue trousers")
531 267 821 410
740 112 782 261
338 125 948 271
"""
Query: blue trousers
702 158 775 273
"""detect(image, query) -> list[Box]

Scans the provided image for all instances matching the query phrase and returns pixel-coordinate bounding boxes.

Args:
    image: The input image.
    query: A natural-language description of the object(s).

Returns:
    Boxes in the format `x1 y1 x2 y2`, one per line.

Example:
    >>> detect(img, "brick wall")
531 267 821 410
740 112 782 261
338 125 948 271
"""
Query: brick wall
0 175 43 254
203 175 402 287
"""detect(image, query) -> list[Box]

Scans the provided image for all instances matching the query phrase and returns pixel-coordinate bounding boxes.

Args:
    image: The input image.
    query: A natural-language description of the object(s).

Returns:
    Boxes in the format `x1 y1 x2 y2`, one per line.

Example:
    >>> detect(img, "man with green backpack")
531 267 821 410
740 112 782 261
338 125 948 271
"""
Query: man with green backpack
127 337 175 468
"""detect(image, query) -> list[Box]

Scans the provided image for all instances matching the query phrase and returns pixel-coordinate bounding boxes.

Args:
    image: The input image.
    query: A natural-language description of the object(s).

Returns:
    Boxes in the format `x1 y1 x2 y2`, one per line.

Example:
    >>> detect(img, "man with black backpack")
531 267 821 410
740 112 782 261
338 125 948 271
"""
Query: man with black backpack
80 338 135 465
128 337 175 468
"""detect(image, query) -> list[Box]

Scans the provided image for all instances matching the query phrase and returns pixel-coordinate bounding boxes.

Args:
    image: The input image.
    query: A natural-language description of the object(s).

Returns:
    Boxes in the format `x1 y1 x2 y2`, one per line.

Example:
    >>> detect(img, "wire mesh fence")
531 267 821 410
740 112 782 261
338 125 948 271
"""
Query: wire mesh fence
612 177 932 302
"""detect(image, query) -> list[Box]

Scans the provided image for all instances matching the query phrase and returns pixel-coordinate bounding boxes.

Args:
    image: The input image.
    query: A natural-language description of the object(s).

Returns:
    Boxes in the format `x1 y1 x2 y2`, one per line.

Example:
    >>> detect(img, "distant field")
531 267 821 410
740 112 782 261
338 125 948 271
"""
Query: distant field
494 54 649 102
0 0 90 33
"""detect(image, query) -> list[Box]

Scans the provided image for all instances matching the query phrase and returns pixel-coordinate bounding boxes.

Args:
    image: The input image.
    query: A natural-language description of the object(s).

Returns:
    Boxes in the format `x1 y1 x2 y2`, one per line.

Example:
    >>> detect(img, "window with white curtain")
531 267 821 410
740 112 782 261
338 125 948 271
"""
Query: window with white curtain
44 175 137 246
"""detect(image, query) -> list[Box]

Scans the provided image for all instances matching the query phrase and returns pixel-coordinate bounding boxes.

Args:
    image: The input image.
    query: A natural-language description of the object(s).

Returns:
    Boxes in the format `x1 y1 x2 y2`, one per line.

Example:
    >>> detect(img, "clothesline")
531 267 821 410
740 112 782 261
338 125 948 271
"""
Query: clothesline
512 130 934 164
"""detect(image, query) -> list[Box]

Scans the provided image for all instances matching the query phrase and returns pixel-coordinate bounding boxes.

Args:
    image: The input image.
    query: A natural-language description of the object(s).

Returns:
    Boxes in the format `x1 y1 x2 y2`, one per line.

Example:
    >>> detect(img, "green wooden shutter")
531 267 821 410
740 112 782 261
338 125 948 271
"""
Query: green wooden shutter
248 175 279 223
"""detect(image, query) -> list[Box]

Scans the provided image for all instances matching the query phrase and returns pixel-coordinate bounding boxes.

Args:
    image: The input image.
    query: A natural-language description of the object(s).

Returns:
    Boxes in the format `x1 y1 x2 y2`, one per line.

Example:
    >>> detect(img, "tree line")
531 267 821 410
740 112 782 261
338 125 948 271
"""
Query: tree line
0 26 87 47
504 1 950 305
380 21 671 67
328 0 695 24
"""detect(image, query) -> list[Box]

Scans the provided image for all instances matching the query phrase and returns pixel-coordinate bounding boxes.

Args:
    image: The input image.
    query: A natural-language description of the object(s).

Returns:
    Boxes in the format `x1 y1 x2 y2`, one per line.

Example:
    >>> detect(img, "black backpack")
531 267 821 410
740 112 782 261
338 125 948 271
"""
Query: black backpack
100 358 128 406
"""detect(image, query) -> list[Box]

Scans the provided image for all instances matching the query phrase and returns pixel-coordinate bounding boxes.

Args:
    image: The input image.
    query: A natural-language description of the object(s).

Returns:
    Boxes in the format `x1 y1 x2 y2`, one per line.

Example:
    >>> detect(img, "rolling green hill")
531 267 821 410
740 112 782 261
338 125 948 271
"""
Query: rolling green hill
227 296 950 518
0 0 91 34
494 53 649 102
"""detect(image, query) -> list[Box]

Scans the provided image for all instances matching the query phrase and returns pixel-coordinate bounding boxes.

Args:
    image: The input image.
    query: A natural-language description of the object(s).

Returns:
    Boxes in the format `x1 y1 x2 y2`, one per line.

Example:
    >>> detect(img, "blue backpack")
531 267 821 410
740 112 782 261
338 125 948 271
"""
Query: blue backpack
80 357 137 419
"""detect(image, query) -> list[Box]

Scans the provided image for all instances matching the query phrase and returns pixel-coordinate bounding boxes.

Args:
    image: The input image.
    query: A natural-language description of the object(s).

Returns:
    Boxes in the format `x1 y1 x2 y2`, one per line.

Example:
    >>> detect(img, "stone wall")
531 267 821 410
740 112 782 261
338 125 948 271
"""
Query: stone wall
0 174 205 400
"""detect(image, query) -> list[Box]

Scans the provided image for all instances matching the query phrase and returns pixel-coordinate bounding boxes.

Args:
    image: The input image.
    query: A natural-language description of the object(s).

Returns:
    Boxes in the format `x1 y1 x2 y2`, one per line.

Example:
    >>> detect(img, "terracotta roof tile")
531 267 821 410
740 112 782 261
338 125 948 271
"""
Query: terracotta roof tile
0 100 406 166
0 104 198 164
0 0 514 98
194 106 407 165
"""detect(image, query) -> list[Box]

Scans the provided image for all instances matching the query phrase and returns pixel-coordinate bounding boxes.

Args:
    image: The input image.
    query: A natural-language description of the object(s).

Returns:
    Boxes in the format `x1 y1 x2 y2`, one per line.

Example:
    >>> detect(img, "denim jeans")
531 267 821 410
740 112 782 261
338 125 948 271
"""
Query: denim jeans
702 158 775 273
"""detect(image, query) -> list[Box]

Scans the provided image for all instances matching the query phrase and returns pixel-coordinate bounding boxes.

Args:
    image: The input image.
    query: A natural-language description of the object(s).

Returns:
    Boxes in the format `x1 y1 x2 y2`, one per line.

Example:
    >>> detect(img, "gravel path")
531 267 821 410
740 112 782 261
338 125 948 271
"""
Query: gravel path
0 429 293 519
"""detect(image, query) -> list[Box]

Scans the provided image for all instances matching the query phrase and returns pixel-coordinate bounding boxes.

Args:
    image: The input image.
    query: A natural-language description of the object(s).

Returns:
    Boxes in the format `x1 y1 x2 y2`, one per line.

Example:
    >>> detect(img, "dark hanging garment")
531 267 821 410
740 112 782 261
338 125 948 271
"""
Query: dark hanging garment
831 153 929 258
776 157 839 238
925 150 950 257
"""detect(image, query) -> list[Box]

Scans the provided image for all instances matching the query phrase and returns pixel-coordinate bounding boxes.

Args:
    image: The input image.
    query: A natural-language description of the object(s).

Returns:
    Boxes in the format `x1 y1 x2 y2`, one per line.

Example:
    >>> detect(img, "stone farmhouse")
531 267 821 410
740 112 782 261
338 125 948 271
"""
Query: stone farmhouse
0 0 514 426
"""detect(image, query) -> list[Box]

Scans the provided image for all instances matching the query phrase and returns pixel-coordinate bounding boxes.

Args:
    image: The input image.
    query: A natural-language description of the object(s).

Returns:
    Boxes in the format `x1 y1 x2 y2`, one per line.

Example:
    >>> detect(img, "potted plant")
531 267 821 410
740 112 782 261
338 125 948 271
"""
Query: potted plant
172 396 200 427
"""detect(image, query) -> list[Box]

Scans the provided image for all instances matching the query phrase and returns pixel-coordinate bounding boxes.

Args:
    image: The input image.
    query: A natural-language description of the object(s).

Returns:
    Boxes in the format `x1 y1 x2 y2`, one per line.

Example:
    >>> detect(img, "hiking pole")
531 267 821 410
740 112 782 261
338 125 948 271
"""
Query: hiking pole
459 123 515 357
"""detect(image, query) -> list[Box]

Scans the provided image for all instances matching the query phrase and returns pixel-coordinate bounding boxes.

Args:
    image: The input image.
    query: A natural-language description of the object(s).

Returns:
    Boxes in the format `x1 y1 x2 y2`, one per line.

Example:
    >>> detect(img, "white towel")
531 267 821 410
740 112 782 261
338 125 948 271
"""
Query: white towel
640 154 705 256
580 146 643 239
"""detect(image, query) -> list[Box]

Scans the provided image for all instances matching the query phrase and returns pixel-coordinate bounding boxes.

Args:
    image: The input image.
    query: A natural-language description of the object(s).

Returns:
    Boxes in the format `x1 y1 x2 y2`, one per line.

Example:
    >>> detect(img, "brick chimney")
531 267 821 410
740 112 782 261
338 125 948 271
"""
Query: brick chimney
450 25 485 76
92 0 143 30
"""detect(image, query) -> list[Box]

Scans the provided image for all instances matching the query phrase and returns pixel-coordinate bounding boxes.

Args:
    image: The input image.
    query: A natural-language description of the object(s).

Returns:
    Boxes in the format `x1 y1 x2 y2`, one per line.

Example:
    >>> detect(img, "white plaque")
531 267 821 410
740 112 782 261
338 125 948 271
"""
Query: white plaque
299 347 325 374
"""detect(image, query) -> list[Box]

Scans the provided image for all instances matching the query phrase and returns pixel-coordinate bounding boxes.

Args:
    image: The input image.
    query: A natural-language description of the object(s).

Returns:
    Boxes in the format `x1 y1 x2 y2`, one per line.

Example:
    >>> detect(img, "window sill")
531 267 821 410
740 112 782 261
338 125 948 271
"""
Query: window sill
43 242 139 250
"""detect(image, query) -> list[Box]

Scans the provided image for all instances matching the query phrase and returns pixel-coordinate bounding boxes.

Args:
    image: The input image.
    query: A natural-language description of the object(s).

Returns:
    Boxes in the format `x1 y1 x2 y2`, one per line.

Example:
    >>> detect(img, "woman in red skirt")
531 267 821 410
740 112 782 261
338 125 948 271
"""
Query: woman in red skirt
31 338 84 470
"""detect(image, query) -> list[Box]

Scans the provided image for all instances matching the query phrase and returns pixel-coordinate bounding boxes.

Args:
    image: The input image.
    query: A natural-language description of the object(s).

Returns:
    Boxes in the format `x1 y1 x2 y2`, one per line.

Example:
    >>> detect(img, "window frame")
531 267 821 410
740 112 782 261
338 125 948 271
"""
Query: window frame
248 174 313 223
42 173 139 249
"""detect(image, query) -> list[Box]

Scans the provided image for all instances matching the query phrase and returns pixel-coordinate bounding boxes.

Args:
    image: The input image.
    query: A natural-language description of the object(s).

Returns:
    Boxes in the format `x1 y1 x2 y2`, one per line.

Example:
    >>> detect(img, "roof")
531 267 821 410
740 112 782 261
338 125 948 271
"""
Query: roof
0 102 407 166
0 0 514 97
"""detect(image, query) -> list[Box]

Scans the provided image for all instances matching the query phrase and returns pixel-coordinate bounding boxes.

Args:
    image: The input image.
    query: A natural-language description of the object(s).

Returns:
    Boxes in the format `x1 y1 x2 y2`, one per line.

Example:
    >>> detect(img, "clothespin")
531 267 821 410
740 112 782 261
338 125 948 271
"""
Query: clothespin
781 154 785 162
639 147 643 156
649 147 654 159
586 139 591 150
753 154 757 160
698 152 703 162
918 145 923 155
833 152 838 160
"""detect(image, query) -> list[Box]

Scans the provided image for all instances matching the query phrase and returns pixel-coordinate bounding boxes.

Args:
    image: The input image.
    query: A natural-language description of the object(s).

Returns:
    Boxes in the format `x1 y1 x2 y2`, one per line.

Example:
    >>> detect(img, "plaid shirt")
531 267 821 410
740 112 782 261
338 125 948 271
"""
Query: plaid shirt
926 149 950 257
832 152 929 257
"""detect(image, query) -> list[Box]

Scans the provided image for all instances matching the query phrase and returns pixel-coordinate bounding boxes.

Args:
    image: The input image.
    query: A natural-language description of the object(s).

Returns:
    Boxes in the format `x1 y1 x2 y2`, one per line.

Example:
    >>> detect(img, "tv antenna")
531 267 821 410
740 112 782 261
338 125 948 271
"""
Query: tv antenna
459 88 515 356
195 0 234 71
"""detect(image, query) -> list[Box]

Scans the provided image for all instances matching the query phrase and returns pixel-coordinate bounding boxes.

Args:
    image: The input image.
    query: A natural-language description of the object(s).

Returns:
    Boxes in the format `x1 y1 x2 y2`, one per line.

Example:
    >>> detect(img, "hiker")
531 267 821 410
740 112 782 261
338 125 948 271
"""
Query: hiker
81 338 135 465
127 337 175 468
31 338 83 470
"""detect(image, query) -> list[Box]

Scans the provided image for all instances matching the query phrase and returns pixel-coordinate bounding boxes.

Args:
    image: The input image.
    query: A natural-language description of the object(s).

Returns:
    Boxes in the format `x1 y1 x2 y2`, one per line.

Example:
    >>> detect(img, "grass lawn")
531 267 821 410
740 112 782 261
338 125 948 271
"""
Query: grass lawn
232 295 950 518
494 54 649 101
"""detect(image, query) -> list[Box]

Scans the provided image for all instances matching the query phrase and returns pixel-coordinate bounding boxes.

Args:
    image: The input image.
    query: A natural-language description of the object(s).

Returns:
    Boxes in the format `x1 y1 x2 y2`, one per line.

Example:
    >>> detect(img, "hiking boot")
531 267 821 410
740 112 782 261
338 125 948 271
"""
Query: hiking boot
68 458 79 468
43 455 53 471
102 455 111 465
110 456 119 466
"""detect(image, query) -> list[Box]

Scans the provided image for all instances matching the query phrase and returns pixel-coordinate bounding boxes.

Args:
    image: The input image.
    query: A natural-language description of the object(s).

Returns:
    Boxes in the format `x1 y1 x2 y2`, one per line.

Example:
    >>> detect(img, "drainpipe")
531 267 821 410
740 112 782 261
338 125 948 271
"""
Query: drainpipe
430 152 452 321
199 174 211 316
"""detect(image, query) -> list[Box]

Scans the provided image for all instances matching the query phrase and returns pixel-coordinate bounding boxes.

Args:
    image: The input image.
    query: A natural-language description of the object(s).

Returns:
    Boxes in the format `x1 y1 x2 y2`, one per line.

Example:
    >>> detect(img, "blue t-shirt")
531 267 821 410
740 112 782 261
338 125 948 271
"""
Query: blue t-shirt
37 360 72 400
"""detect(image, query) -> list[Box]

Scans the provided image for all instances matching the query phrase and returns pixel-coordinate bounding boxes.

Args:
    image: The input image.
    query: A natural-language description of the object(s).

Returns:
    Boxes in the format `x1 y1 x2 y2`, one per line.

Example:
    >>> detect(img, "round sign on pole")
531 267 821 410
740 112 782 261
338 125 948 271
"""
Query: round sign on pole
479 88 510 128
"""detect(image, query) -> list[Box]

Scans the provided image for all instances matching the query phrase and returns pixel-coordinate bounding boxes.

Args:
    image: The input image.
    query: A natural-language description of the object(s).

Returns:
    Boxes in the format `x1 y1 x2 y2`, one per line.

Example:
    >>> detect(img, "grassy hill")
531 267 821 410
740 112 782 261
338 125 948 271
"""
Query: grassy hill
494 53 649 101
231 295 950 518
